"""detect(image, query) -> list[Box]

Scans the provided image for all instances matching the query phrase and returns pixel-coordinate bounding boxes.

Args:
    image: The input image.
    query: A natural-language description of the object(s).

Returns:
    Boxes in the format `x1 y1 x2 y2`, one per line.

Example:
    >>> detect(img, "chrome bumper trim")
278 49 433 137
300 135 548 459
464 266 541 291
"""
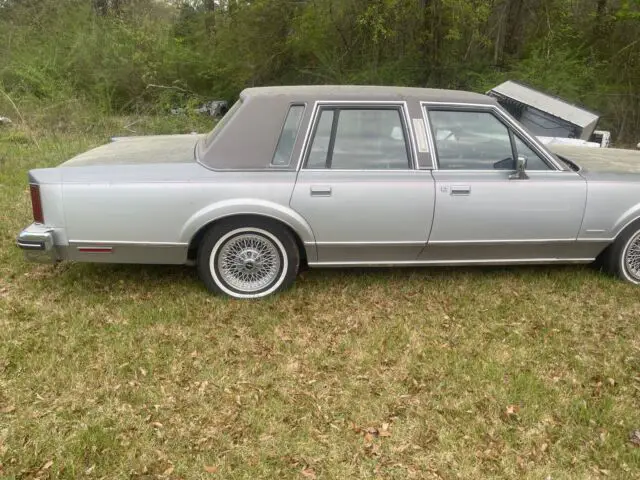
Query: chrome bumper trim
17 240 46 250
16 224 59 263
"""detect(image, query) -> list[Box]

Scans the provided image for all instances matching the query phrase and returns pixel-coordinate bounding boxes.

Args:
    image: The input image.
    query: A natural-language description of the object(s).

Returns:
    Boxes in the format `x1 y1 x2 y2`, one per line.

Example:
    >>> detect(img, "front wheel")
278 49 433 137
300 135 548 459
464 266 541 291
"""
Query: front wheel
602 221 640 285
197 219 300 298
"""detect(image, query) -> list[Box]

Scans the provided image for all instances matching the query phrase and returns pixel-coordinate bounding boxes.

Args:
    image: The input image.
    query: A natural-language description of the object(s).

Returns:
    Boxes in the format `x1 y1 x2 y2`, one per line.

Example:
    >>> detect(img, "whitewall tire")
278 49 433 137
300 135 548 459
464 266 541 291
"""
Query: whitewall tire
197 219 300 298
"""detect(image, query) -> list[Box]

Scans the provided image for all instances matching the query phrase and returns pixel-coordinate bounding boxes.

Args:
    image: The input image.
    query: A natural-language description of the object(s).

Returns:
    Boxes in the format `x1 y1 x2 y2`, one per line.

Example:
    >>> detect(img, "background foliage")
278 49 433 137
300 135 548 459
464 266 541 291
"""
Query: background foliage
0 0 639 143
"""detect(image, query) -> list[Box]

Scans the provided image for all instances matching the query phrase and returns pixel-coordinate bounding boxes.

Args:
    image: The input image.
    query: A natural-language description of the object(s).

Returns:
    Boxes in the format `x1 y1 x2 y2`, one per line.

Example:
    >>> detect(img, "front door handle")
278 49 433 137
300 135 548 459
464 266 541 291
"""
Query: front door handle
450 185 471 196
310 185 332 197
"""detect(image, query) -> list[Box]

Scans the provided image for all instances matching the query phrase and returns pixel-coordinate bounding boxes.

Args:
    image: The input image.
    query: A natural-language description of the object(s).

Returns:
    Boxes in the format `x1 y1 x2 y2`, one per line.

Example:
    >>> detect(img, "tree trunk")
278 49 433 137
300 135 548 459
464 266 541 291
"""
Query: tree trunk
503 0 525 57
93 0 108 16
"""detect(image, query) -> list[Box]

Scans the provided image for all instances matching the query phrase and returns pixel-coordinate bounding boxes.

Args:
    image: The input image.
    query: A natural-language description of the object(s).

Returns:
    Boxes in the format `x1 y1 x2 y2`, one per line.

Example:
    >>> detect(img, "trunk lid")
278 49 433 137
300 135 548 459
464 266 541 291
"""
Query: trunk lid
60 134 203 167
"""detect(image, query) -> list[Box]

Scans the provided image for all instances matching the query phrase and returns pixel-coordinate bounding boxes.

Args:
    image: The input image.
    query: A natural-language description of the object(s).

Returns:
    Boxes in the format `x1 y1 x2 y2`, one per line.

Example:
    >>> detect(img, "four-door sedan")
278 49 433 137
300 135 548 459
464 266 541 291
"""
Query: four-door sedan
17 86 640 298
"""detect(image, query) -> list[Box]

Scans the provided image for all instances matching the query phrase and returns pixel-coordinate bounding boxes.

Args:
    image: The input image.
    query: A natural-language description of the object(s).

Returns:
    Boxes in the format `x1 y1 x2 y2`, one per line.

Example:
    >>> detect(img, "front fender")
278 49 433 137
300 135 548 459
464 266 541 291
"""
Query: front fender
580 172 640 241
179 198 317 262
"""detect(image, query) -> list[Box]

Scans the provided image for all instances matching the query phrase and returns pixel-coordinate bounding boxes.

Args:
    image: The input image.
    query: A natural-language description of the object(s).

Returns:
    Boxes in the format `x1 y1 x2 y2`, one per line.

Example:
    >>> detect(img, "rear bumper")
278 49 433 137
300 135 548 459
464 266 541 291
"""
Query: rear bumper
16 224 59 263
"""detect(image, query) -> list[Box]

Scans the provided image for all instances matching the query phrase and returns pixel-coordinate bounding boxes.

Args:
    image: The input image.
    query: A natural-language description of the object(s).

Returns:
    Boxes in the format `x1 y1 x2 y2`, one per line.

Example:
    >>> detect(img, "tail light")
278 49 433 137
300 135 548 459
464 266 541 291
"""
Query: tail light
30 184 44 224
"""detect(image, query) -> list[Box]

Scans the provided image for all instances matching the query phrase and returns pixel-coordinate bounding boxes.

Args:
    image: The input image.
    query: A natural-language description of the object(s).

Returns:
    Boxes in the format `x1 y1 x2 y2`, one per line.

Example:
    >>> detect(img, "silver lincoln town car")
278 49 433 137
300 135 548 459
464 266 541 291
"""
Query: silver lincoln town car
16 86 640 298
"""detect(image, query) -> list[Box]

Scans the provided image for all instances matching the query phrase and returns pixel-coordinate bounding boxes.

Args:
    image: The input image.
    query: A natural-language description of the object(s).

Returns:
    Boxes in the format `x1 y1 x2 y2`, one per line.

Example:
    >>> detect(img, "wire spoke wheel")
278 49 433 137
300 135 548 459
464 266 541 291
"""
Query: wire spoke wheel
216 233 282 293
624 231 640 281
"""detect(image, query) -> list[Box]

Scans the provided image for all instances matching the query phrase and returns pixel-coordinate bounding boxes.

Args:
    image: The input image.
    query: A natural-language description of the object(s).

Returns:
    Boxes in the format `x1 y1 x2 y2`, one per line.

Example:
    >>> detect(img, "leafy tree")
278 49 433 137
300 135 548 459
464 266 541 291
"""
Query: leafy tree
1 0 639 143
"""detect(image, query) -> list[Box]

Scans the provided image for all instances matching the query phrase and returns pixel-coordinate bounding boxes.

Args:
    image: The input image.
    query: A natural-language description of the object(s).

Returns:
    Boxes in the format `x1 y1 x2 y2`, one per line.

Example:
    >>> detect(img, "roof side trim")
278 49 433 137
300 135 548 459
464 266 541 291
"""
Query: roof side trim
240 85 495 105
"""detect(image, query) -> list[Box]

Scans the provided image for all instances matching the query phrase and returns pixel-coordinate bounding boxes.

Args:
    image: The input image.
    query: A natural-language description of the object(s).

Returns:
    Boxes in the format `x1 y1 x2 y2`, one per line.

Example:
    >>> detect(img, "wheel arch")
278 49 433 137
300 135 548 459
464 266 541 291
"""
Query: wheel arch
186 212 314 265
613 211 640 240
594 208 640 266
596 216 640 261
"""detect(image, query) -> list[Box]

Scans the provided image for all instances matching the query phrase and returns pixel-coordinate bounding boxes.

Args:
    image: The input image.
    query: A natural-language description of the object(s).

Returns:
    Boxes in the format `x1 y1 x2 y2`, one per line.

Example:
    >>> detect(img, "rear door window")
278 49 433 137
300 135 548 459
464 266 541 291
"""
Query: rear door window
305 107 411 170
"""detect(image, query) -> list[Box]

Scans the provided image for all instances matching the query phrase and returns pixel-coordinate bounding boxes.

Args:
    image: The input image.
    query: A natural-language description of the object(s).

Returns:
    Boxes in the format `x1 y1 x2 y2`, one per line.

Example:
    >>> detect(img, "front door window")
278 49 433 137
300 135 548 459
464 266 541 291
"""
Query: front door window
428 109 552 171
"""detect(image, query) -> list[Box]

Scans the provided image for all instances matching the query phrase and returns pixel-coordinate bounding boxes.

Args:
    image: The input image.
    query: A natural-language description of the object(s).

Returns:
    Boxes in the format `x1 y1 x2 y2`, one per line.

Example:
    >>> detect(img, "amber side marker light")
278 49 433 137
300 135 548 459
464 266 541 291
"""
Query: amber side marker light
30 184 44 224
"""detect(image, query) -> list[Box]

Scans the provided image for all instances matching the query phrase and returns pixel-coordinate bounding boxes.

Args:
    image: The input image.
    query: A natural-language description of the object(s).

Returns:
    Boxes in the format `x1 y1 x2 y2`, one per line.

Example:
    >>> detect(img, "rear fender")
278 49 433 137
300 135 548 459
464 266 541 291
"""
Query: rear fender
179 199 317 262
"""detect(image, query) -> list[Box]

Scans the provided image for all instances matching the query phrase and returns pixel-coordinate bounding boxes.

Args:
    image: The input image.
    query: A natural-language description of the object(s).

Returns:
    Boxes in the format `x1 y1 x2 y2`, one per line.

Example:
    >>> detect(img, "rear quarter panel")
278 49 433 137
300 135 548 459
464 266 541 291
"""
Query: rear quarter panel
60 163 315 261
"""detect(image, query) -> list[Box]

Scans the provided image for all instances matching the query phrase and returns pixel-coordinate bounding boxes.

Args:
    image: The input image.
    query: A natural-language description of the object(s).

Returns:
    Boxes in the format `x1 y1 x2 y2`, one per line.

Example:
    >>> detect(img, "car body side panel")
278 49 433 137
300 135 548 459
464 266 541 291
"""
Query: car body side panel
63 243 188 264
579 171 640 240
425 170 589 260
290 170 435 263
60 163 316 264
419 241 607 263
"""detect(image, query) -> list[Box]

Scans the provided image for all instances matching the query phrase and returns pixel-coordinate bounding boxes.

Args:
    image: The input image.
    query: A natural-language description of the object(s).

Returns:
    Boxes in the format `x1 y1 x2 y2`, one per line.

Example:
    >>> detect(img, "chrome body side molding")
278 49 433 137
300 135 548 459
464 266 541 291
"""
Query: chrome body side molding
308 258 595 267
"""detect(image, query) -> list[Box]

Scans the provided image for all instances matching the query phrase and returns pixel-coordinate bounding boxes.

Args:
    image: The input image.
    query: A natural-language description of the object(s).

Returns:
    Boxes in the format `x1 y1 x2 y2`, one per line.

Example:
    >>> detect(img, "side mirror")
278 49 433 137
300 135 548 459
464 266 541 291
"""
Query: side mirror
509 155 529 180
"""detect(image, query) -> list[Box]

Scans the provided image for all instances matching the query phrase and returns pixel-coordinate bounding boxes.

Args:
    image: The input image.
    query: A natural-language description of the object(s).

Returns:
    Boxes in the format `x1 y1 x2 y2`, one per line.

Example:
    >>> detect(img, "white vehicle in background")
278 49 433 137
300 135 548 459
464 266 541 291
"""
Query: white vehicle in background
538 136 601 148
591 130 612 148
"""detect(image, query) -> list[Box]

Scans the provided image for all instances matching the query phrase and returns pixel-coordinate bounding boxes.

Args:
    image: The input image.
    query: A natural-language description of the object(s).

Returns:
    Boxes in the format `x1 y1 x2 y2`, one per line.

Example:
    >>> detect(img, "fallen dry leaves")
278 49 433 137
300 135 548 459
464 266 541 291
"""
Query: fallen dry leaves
351 421 392 439
504 404 520 419
301 466 316 478
351 422 393 457
162 465 174 476
204 465 218 473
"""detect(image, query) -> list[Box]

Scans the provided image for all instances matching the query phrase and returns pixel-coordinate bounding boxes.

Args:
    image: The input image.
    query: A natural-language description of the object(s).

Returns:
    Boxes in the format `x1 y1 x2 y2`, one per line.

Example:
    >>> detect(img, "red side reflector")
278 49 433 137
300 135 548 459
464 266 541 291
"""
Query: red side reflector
77 247 113 253
30 184 44 224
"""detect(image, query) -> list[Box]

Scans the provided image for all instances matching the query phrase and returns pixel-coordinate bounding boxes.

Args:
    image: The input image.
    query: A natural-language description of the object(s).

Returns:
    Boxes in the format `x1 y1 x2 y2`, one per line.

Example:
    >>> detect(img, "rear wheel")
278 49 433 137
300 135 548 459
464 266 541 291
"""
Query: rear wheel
602 220 640 285
197 219 300 298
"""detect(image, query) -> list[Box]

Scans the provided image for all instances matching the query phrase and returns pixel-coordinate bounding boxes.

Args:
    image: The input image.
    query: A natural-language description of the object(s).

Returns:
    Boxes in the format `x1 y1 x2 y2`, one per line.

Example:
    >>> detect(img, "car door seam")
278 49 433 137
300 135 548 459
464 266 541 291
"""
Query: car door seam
576 176 590 240
417 170 437 258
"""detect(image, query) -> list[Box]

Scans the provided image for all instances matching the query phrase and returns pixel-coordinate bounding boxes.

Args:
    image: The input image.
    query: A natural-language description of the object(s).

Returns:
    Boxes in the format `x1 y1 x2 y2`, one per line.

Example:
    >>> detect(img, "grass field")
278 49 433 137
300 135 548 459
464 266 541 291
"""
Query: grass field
1 118 639 479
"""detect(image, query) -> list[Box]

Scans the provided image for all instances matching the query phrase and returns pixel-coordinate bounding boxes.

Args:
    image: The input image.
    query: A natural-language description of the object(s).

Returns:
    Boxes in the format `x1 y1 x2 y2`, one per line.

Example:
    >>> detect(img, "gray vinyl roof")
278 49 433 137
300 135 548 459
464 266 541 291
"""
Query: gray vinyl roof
489 81 599 128
241 85 495 105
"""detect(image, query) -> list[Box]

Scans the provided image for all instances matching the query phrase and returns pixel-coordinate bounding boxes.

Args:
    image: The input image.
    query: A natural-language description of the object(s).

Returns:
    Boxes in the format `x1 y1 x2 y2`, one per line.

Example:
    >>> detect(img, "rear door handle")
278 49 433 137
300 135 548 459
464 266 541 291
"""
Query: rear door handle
450 185 471 196
310 185 332 197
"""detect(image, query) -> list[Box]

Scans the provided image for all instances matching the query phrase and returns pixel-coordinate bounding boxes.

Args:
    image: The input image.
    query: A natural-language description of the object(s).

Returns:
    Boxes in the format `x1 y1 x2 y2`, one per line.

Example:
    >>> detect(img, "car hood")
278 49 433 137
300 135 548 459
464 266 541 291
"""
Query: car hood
59 134 203 167
548 144 640 174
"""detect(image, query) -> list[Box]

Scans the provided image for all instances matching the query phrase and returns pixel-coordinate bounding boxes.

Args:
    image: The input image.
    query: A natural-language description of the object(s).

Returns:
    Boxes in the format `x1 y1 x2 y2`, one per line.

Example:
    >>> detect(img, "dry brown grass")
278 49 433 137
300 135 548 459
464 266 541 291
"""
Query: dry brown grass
1 120 639 479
